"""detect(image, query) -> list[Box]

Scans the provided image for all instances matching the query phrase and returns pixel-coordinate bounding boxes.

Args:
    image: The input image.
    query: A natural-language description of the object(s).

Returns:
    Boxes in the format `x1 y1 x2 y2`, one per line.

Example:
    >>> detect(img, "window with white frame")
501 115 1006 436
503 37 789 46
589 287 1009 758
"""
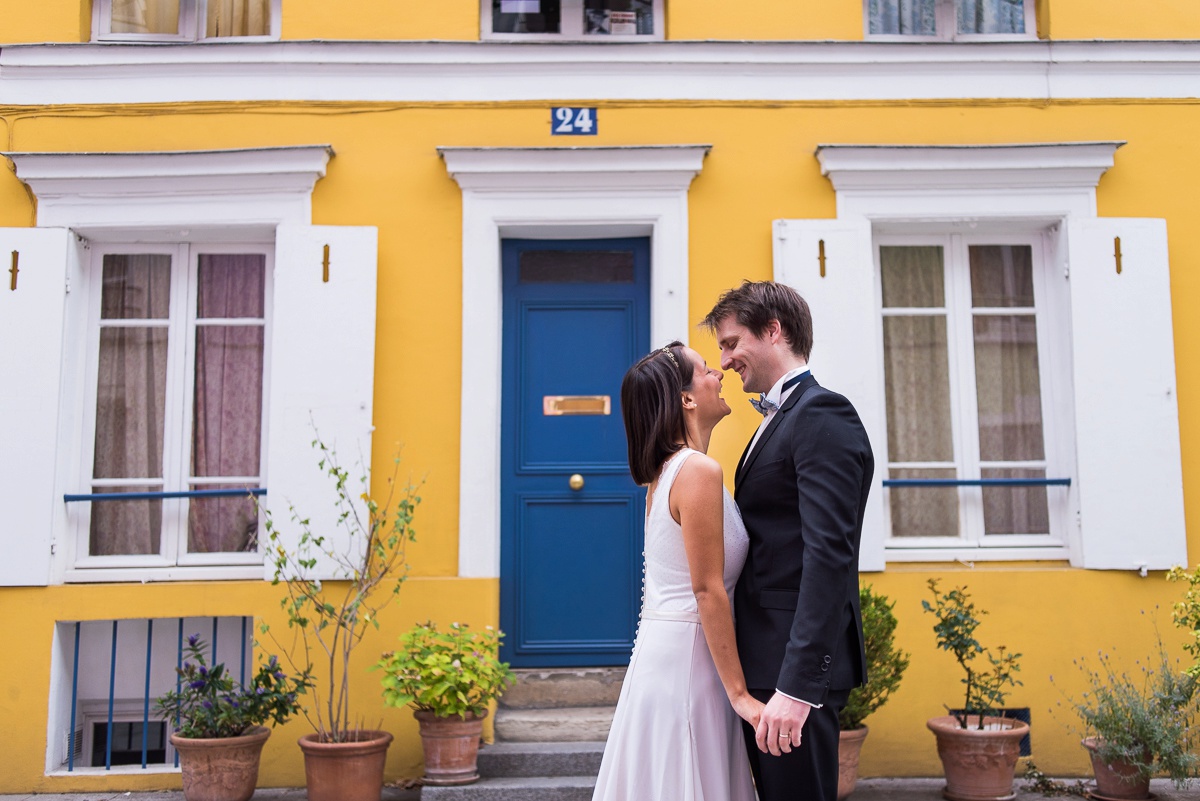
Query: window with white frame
80 244 271 568
483 0 664 40
775 141 1187 572
94 0 279 41
877 234 1069 550
865 0 1034 39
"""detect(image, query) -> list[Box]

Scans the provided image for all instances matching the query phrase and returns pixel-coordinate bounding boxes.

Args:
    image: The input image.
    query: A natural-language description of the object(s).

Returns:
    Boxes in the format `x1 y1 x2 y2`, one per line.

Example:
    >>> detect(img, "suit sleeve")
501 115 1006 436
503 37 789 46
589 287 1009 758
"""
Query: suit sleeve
776 392 868 703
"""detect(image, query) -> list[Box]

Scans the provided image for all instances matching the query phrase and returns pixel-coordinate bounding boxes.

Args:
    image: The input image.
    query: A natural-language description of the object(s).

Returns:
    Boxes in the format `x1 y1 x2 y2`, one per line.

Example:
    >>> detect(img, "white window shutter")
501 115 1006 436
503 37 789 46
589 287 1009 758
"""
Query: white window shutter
1066 217 1186 570
266 225 378 580
0 228 73 586
773 218 887 571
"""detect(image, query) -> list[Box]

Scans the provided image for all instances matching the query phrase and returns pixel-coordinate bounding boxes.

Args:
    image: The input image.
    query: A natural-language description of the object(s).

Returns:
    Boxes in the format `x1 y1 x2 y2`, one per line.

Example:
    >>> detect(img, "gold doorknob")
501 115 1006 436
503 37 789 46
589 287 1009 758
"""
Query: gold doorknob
568 474 585 491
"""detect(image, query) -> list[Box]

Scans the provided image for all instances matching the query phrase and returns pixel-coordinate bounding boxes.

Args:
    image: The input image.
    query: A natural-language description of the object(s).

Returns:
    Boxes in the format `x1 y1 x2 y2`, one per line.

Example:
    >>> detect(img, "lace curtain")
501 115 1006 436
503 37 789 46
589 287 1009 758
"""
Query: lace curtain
90 254 264 557
868 0 1025 35
881 245 1047 539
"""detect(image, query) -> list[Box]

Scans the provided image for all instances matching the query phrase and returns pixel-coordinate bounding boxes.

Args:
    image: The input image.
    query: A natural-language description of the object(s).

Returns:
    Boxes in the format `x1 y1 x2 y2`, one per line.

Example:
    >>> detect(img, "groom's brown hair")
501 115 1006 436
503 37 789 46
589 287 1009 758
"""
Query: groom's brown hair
701 280 813 360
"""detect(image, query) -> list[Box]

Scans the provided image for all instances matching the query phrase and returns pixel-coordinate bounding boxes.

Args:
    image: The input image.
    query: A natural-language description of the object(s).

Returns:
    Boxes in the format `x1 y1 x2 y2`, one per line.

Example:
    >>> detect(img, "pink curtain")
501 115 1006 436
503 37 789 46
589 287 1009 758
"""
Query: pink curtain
188 254 266 553
90 255 171 556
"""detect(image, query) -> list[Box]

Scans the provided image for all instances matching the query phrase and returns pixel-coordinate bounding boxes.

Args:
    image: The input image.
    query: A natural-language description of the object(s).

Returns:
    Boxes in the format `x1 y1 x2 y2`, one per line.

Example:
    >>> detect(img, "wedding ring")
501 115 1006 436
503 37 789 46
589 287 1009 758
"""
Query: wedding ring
779 733 790 739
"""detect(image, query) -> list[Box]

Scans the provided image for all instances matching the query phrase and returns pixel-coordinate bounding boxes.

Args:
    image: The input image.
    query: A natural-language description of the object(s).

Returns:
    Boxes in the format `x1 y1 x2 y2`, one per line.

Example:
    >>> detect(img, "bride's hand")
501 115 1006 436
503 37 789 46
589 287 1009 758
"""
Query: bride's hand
732 692 766 728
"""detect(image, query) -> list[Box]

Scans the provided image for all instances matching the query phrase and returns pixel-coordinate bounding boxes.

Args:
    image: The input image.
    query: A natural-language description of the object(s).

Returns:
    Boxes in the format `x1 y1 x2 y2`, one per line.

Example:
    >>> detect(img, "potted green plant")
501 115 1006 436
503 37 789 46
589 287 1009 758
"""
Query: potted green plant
376 620 515 786
262 439 421 801
837 584 910 800
1063 642 1198 800
922 579 1027 801
155 634 312 801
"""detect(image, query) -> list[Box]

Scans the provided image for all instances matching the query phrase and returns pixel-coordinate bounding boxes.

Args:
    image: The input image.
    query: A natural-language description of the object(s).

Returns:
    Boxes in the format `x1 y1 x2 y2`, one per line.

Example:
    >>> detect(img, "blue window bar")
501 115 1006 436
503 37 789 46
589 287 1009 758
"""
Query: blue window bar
63 488 267 503
882 477 1071 487
58 616 252 772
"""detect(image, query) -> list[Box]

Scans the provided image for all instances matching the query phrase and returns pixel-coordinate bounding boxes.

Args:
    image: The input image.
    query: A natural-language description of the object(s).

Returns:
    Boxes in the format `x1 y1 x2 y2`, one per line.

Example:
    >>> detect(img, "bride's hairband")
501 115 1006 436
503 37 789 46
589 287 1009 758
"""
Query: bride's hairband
660 346 679 369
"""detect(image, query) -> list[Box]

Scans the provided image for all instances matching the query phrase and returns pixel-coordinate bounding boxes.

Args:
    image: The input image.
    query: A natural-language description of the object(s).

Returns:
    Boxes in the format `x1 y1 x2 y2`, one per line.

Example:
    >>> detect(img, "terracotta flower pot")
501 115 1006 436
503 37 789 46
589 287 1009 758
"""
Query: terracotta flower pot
1081 737 1153 800
927 715 1029 801
414 708 487 786
298 729 393 801
170 726 270 801
837 725 869 801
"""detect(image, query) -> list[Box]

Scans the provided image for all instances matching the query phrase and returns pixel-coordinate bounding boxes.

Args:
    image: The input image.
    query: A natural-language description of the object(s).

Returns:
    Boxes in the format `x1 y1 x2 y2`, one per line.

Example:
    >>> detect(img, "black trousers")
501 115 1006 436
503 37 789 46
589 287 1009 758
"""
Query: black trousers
741 688 850 801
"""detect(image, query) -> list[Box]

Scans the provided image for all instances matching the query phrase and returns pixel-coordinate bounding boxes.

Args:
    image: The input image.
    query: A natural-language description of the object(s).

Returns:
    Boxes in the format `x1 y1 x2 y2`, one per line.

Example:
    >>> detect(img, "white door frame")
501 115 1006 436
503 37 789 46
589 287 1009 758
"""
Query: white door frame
439 145 710 578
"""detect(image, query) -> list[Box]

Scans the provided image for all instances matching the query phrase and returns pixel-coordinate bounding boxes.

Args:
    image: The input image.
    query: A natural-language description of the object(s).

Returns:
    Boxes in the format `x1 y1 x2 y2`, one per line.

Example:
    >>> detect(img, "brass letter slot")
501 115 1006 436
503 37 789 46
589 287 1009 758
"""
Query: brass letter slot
543 395 611 416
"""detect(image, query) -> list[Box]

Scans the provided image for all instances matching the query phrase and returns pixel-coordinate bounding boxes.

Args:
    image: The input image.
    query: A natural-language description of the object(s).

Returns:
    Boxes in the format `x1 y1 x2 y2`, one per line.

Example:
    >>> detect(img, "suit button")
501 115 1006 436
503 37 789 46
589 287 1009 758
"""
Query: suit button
820 664 829 672
823 655 832 663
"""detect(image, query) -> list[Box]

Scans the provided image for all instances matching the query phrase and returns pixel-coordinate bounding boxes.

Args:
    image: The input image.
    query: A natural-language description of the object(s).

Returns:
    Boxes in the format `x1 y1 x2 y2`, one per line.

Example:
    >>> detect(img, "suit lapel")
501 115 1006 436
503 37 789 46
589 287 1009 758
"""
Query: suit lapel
734 373 818 491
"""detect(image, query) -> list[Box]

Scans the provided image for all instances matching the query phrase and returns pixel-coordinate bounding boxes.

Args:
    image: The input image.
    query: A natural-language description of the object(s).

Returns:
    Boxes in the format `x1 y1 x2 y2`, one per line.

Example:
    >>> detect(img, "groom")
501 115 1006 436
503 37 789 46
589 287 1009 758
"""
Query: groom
703 281 873 801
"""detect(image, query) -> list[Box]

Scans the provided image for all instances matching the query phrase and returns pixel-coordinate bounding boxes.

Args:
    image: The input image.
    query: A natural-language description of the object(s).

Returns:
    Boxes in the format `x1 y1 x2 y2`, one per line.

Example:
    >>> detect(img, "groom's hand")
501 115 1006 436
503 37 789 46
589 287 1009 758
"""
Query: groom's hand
755 692 811 756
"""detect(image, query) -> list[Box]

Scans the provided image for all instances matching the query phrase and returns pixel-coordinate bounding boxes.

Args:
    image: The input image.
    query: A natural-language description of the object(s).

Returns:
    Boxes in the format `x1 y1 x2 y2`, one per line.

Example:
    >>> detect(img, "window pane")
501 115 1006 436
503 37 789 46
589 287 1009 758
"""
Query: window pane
89 487 162 556
973 315 1044 461
888 468 960 537
884 316 954 462
957 0 1024 34
981 468 1049 535
584 0 654 35
881 246 945 308
101 255 171 320
493 0 561 33
206 0 270 37
191 326 264 478
188 485 260 553
970 245 1034 307
110 0 180 34
519 250 635 283
869 0 937 35
93 328 168 480
197 254 266 318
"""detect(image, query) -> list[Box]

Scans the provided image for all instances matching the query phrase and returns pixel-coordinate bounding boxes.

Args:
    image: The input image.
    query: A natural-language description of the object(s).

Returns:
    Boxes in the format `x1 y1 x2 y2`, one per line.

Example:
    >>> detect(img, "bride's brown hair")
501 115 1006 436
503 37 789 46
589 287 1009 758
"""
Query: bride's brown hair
620 341 693 486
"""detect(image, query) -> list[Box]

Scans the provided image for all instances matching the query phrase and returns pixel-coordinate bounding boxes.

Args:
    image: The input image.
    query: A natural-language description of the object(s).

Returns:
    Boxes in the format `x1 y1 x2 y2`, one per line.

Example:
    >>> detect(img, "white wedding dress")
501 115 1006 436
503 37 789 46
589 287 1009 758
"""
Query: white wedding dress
593 448 757 801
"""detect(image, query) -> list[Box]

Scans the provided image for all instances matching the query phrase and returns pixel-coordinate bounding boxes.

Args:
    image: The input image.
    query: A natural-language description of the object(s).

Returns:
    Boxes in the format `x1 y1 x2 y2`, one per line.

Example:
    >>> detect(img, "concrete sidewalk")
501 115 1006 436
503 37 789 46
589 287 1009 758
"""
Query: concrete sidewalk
1 778 1197 800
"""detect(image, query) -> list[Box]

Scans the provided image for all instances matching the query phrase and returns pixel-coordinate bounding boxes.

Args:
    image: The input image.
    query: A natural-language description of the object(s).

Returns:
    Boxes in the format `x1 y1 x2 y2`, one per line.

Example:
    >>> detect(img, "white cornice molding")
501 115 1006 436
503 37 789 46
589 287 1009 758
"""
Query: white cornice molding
1 40 1199 104
2 145 333 229
816 142 1124 192
439 145 710 192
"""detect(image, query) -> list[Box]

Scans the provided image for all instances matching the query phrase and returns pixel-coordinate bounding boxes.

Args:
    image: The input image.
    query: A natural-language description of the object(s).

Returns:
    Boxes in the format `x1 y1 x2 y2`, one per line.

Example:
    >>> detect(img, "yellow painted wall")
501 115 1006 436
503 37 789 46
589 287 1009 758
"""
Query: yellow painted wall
7 1 1200 44
2 96 1199 789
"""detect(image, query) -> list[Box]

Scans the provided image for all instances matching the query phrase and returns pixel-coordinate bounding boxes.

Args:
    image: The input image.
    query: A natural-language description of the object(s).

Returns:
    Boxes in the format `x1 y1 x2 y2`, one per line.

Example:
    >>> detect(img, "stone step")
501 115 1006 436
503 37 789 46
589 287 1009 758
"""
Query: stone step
476 740 606 778
420 775 595 801
493 706 615 743
499 667 625 710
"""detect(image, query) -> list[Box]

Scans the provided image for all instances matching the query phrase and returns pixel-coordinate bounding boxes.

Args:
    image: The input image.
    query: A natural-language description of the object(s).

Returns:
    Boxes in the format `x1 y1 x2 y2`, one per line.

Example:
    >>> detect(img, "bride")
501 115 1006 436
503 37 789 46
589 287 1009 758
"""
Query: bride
592 341 760 800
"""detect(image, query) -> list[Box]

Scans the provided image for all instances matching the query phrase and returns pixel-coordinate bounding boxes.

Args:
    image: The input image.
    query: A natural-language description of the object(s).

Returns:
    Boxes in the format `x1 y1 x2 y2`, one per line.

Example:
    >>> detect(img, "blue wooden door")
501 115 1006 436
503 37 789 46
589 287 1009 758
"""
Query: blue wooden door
501 238 650 667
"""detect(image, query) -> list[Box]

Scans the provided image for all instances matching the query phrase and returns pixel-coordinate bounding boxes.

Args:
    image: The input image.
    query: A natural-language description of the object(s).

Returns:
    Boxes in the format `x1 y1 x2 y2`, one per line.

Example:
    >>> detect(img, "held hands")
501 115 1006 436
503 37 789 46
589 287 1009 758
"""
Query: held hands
755 692 811 756
731 692 766 729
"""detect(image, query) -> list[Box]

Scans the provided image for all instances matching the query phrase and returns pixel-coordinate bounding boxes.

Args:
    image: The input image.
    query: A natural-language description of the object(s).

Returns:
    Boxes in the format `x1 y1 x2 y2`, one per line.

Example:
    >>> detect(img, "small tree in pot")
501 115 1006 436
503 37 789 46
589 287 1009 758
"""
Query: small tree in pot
156 634 312 801
377 621 515 786
923 579 1026 801
837 584 910 800
262 439 421 801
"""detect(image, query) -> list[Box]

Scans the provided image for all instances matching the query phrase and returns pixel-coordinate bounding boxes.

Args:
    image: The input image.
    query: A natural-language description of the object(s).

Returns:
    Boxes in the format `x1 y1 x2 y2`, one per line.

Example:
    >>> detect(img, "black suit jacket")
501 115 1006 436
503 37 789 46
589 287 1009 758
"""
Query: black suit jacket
733 373 873 704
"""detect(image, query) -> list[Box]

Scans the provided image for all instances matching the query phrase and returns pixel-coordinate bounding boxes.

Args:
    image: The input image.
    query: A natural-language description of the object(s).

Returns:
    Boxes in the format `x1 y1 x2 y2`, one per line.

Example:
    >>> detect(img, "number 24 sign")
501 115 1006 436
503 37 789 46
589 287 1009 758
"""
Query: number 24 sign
551 107 598 136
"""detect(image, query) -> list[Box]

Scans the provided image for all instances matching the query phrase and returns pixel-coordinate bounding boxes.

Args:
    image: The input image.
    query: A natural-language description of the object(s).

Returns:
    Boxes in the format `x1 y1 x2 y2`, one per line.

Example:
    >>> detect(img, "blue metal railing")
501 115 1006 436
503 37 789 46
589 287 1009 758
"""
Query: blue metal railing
64 616 253 772
882 477 1071 488
63 488 266 503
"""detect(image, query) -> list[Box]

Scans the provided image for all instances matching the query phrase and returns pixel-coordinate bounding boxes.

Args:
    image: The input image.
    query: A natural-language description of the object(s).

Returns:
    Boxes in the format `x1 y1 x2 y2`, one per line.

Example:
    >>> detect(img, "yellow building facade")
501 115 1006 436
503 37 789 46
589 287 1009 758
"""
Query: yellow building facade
1 0 1197 792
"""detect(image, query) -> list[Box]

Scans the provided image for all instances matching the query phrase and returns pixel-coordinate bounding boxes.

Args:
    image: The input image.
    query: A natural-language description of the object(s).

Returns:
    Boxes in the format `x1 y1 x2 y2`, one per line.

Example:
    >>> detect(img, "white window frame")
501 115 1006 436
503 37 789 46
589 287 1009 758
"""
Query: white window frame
481 0 665 41
1 146 334 585
876 231 1072 555
93 0 282 42
782 141 1189 569
75 242 273 573
863 0 1036 41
